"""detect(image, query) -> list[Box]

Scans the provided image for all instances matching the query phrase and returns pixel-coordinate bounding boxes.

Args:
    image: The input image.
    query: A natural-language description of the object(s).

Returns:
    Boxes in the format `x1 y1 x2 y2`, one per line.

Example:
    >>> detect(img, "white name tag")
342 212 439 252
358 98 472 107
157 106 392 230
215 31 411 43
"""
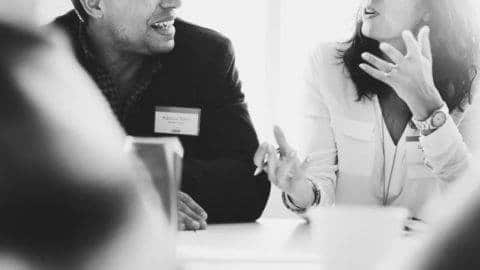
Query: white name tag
154 106 201 136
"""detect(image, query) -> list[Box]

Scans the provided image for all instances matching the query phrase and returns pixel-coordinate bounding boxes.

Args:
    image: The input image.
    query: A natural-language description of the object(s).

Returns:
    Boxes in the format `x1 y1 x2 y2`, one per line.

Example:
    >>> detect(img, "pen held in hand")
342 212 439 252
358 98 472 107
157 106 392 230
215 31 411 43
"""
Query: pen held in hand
253 161 268 176
253 167 263 176
254 147 281 176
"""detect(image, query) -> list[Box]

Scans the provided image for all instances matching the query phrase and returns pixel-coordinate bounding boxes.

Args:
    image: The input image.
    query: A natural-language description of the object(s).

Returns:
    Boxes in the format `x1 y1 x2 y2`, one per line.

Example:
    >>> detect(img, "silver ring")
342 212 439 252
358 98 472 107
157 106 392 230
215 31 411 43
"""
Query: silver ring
384 64 397 77
387 63 397 73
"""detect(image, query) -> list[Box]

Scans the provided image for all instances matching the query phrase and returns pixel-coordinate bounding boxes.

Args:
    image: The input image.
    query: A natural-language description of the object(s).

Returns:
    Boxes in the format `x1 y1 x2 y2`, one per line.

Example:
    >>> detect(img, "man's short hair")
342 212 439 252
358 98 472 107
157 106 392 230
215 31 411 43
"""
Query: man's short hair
71 0 87 22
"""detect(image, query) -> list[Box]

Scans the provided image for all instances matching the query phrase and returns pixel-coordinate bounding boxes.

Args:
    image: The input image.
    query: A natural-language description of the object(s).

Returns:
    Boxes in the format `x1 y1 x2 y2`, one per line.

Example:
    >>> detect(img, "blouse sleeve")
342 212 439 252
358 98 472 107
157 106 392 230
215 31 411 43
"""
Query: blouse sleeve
419 77 480 183
283 45 339 211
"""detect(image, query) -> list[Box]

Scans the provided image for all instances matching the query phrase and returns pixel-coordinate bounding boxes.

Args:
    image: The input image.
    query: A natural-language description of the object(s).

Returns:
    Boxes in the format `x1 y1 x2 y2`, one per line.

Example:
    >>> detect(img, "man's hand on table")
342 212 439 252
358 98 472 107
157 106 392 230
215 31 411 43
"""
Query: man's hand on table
178 191 208 231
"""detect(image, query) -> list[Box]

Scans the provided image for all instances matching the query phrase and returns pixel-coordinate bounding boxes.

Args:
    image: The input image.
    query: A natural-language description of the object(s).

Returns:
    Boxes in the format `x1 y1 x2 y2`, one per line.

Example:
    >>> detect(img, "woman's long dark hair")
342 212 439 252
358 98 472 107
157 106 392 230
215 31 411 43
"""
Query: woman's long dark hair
338 0 480 111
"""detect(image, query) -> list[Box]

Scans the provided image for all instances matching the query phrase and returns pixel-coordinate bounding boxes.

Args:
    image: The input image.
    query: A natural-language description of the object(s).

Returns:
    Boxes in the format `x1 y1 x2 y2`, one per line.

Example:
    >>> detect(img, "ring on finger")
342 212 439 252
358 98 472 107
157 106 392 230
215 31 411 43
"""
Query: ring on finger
385 63 398 76
387 63 398 73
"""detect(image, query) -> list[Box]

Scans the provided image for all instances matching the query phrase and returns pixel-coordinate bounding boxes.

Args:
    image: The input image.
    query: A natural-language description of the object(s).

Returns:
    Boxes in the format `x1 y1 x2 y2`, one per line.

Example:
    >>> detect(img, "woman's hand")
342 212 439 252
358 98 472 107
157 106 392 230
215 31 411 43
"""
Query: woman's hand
254 126 314 208
359 26 444 120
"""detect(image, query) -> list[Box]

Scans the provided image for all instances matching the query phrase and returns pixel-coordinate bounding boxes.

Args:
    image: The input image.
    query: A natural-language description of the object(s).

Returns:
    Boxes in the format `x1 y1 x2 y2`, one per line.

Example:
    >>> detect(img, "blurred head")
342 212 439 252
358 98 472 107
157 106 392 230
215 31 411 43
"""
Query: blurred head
0 0 36 25
339 0 480 111
73 0 182 54
0 22 174 270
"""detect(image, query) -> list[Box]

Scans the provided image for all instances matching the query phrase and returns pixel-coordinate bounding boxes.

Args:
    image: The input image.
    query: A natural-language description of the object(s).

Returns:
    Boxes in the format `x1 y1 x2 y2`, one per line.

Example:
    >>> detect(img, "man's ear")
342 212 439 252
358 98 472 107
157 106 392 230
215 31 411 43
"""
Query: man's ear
79 0 105 20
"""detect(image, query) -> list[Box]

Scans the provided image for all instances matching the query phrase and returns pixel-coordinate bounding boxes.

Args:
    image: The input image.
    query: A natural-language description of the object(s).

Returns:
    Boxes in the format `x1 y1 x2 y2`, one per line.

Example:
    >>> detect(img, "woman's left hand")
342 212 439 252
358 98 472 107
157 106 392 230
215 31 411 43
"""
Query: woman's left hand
360 26 444 120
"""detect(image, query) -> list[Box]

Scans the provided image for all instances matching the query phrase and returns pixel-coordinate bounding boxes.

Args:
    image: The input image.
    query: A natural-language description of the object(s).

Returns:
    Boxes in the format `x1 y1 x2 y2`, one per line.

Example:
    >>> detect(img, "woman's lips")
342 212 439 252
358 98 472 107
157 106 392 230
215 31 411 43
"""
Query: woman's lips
364 7 380 19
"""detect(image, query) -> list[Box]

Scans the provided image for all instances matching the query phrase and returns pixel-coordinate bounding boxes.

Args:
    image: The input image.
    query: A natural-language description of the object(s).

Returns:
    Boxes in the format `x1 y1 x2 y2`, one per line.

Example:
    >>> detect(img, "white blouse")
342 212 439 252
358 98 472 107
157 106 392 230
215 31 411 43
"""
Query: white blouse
290 43 472 217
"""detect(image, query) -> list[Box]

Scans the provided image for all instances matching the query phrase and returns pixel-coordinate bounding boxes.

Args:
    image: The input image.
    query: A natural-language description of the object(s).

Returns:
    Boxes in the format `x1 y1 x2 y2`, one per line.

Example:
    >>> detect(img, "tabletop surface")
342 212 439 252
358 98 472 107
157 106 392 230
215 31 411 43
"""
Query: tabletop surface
177 213 421 270
178 219 322 270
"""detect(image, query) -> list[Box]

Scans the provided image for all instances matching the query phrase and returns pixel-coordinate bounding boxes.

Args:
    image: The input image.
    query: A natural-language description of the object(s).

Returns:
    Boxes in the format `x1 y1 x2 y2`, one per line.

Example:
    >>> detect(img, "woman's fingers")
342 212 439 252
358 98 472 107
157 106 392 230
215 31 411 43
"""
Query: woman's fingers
379 42 404 64
266 145 279 184
359 63 389 84
257 127 302 189
274 126 294 157
276 156 297 190
401 30 421 57
361 52 396 73
417 26 432 61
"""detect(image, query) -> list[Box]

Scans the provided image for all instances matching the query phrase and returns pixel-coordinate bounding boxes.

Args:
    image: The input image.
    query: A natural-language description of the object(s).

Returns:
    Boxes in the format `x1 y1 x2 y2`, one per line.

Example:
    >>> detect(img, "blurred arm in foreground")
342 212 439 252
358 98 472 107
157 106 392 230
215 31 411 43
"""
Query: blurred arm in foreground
0 20 175 270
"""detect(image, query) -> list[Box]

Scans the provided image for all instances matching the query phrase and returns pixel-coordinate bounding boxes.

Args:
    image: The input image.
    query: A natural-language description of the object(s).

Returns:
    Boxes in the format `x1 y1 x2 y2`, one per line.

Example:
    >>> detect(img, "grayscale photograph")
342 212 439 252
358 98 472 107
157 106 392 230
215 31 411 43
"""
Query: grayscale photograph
0 0 479 269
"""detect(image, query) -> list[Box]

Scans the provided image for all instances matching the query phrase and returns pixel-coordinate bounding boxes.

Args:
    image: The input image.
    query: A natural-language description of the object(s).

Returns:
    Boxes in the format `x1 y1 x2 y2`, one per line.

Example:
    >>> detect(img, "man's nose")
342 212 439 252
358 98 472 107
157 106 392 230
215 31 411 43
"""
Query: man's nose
160 0 182 9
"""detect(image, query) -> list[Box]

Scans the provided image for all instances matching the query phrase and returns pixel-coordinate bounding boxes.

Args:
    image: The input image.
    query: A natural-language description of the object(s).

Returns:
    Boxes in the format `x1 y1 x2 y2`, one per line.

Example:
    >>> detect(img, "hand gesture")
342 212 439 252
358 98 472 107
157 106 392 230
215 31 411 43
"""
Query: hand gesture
360 26 444 120
254 126 313 208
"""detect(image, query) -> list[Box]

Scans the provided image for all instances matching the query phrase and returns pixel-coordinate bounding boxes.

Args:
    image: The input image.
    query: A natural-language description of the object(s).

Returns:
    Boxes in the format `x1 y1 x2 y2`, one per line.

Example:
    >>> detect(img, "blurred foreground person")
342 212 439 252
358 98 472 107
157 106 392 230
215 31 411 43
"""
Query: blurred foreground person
414 173 480 270
0 21 175 270
379 162 480 270
255 0 479 218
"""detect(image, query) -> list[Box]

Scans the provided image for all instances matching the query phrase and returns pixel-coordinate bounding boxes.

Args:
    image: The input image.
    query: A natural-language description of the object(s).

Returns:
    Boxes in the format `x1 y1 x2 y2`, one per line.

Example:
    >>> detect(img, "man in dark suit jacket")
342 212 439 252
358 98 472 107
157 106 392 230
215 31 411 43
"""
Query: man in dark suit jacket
53 0 270 230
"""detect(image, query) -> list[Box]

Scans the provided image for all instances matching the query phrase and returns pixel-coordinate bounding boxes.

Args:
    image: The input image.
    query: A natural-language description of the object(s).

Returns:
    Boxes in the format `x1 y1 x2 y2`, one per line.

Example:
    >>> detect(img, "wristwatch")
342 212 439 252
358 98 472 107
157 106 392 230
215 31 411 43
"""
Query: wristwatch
411 104 449 135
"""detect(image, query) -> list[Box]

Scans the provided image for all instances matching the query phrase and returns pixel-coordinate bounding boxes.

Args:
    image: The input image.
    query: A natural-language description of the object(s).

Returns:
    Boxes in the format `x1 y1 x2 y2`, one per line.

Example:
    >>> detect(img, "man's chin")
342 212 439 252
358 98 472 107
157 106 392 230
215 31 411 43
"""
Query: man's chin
147 40 175 54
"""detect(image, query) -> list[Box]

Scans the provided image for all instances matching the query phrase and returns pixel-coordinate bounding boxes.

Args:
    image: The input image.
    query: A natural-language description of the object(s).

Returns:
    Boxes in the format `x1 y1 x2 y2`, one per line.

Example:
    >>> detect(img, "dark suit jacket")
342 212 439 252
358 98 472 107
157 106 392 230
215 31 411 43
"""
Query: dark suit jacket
53 11 270 223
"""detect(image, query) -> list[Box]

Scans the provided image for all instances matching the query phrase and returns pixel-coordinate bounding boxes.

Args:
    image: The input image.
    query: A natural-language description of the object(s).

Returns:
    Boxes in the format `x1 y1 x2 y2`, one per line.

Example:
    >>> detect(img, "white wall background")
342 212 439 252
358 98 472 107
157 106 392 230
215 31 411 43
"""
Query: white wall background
30 0 360 218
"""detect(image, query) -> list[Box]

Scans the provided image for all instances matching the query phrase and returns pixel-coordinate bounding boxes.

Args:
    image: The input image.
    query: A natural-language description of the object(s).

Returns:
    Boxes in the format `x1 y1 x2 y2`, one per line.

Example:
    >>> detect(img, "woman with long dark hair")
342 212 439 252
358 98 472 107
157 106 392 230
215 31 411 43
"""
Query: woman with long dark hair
255 0 479 218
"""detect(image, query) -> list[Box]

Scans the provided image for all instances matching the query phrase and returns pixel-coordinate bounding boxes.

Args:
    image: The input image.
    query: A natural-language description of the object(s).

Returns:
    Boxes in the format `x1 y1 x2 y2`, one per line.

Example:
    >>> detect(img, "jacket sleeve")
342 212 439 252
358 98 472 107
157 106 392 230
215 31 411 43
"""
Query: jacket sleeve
180 38 270 223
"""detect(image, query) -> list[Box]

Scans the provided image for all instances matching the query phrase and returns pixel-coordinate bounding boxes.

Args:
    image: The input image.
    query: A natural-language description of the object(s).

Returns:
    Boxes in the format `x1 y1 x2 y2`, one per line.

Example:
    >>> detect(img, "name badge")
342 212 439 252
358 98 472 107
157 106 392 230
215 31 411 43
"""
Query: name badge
406 136 420 142
154 106 201 136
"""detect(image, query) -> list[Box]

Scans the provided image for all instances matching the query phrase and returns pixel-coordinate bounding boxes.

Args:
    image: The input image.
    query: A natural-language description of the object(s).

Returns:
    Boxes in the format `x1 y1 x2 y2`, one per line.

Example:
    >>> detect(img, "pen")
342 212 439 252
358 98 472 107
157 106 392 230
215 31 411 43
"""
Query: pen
254 159 268 176
254 148 281 176
253 165 264 176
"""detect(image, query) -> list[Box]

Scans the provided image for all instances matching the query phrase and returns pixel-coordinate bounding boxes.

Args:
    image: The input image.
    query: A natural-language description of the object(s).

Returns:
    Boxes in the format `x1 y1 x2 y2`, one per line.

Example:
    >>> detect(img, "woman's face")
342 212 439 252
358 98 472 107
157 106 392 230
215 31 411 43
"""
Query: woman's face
361 0 428 42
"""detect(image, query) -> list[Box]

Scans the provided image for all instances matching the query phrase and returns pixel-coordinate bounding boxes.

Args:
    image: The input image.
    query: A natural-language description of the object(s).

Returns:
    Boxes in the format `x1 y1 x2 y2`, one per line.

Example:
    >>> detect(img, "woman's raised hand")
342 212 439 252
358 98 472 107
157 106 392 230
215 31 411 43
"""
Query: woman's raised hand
254 126 314 208
360 26 444 120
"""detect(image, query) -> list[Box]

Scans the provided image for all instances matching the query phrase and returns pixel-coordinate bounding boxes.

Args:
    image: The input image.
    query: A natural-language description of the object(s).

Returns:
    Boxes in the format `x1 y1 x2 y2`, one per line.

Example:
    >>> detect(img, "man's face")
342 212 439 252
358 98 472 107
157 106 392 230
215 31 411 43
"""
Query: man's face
101 0 182 55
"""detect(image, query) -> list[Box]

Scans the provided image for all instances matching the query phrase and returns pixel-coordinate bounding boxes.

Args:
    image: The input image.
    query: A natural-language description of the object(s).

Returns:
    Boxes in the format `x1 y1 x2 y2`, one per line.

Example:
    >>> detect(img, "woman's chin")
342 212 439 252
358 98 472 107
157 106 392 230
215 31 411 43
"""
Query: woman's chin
361 24 376 38
361 27 394 43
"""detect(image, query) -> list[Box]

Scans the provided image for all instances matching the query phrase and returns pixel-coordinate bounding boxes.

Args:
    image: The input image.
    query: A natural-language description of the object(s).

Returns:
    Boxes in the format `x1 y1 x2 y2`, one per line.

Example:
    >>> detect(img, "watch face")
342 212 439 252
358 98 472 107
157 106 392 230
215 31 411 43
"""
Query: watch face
431 111 447 128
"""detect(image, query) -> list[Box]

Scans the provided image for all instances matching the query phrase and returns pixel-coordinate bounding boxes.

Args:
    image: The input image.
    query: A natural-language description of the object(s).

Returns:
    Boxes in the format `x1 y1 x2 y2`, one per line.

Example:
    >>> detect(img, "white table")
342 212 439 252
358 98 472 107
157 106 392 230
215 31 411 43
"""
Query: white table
177 216 420 270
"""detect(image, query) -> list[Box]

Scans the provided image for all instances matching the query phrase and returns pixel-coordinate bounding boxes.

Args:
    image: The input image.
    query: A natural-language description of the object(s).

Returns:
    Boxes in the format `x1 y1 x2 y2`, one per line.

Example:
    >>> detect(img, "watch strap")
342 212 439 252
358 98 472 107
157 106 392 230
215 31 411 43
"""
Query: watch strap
412 104 449 132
